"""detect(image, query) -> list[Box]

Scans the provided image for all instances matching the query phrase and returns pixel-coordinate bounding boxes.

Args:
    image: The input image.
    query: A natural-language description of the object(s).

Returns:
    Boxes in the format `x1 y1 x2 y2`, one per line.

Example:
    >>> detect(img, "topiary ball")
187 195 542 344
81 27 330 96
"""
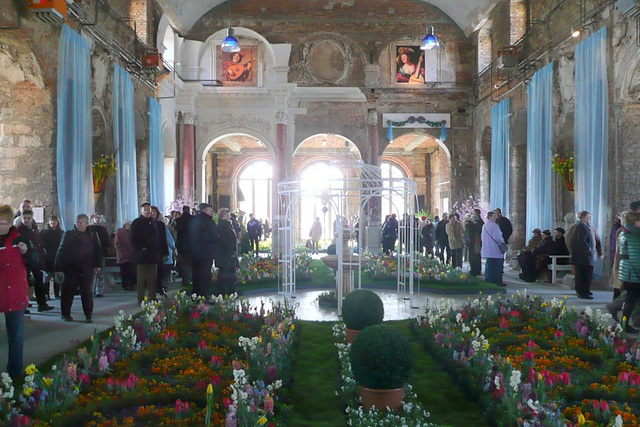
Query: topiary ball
350 324 414 390
342 289 384 331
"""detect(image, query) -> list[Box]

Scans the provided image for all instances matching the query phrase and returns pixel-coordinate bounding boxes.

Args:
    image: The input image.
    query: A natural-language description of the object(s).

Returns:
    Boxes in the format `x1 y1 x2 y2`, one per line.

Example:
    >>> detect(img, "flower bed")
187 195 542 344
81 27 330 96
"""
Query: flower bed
363 252 470 283
238 250 314 283
0 293 296 426
332 322 435 426
411 291 639 426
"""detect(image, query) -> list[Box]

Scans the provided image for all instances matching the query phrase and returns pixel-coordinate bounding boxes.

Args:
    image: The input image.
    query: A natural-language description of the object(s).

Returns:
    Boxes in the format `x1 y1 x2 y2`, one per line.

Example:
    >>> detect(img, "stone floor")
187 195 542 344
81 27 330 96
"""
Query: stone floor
0 262 617 372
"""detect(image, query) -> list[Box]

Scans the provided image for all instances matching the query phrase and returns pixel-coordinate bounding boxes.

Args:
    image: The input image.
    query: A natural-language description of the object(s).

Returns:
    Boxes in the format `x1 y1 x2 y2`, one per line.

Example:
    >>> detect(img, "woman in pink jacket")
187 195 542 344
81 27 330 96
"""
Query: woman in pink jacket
0 205 32 377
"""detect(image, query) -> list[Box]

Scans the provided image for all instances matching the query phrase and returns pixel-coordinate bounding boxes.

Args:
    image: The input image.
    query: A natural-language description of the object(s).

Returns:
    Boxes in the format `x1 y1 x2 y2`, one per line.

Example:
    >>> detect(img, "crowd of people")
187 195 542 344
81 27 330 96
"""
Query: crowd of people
0 198 272 377
2 196 640 377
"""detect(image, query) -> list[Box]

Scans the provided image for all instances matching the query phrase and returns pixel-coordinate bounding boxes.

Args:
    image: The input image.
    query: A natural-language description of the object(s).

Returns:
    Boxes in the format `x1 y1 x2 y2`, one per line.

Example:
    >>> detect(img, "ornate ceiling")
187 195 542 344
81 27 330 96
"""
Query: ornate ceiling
156 0 498 37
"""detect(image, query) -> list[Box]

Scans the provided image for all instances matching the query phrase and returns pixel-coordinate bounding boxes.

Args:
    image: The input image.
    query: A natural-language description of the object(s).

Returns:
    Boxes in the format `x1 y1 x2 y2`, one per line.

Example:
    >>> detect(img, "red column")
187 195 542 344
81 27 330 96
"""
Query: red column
175 114 181 197
182 123 195 199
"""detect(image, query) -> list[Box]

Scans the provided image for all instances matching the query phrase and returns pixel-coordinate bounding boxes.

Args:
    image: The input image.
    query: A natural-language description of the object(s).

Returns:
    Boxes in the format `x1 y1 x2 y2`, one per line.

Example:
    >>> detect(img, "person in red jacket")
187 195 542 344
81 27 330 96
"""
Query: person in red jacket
0 204 32 377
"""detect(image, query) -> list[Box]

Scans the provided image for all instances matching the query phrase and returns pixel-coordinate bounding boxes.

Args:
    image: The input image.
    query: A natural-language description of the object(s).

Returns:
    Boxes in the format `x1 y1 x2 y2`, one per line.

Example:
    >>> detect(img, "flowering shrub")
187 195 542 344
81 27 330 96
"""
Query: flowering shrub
412 291 640 426
451 195 489 221
333 323 435 426
166 194 199 215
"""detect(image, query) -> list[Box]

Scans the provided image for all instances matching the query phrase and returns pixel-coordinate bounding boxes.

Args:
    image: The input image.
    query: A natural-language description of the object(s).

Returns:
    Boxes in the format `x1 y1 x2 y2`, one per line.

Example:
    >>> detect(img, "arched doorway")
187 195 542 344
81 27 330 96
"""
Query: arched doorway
381 132 450 216
379 161 408 216
293 133 361 173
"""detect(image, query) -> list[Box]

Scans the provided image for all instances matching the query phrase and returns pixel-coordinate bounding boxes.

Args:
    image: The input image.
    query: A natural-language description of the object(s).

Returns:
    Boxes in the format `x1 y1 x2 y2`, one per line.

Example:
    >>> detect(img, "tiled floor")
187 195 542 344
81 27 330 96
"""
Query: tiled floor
0 262 617 371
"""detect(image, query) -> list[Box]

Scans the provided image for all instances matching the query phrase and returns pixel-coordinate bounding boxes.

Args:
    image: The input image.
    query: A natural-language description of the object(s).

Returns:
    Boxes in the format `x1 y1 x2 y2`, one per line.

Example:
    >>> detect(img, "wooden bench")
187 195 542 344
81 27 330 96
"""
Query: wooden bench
548 255 572 283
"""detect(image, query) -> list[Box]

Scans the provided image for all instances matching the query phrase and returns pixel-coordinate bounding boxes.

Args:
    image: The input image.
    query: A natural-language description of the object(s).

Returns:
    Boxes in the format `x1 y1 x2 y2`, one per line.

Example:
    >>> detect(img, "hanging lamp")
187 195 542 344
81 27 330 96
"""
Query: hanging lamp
420 26 440 51
221 27 241 53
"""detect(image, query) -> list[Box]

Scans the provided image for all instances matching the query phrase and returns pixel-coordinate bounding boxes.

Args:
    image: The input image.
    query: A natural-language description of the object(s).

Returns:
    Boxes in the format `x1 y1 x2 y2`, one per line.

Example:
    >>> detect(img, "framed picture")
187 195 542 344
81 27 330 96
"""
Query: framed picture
32 206 44 223
216 45 258 87
393 45 426 85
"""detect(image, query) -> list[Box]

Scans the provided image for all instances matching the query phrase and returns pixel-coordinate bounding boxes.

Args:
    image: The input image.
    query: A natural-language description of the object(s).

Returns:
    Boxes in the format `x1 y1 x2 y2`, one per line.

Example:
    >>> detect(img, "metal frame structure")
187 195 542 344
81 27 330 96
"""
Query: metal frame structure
276 151 418 313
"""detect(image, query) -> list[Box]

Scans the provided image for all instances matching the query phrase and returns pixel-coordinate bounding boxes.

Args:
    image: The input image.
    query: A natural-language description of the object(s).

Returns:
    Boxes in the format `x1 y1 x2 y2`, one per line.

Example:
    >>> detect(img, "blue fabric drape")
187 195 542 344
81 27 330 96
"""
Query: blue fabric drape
575 27 609 241
387 122 394 143
113 64 138 228
526 64 554 235
56 25 92 230
149 97 164 212
490 98 510 217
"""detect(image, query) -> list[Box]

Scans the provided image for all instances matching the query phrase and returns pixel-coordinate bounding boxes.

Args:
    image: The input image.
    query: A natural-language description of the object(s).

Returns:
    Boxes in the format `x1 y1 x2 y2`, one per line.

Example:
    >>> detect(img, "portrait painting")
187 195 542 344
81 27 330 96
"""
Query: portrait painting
216 45 258 86
394 45 426 85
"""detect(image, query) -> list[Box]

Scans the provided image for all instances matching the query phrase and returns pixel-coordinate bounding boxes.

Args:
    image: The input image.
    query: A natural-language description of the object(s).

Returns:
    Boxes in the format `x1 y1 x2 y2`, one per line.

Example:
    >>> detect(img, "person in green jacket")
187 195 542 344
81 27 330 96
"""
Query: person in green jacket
618 210 640 333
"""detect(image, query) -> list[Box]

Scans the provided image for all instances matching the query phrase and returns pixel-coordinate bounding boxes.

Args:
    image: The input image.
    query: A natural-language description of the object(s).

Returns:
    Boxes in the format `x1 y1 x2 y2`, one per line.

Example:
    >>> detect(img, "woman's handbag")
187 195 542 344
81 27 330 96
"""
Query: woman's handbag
489 233 508 254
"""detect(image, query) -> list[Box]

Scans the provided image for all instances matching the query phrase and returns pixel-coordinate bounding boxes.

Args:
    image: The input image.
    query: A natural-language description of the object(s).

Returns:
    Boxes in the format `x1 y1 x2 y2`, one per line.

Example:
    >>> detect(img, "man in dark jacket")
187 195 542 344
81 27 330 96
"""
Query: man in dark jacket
18 210 53 312
40 216 64 299
382 214 398 255
174 205 193 288
246 213 262 257
495 208 513 245
55 214 102 323
189 203 218 297
215 208 238 296
465 210 484 276
571 210 602 299
435 213 450 264
129 203 169 304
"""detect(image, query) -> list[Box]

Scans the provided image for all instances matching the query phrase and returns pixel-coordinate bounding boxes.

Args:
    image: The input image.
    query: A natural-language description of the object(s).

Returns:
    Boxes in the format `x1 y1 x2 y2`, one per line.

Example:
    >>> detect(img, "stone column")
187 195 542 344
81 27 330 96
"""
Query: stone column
182 112 196 200
175 112 183 197
366 109 382 255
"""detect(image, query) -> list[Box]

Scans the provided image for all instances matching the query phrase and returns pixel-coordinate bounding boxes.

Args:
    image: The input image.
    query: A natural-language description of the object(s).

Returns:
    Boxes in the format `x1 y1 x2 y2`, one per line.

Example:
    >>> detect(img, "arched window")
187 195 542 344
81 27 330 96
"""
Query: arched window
237 161 272 222
380 162 408 217
162 26 175 66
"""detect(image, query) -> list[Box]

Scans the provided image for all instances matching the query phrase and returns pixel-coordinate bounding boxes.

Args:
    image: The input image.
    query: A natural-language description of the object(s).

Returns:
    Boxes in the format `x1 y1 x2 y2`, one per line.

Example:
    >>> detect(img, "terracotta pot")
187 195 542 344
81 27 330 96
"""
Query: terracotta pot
359 386 404 411
346 328 360 343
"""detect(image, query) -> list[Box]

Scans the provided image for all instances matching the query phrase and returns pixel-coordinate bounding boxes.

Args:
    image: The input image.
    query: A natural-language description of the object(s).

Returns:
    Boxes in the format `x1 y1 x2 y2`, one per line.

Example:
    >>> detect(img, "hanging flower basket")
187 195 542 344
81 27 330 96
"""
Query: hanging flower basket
551 151 574 192
92 154 116 193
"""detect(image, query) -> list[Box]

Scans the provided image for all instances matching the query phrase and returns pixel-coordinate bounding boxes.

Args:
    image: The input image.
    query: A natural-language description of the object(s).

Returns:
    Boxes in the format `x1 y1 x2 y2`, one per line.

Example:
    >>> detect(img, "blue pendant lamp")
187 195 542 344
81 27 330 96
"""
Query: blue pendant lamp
221 27 241 53
420 26 440 51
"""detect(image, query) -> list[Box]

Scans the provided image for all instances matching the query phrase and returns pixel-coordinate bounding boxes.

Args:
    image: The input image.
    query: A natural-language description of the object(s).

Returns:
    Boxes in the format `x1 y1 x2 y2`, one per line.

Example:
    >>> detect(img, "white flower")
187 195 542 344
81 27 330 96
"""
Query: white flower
614 415 623 427
509 370 521 392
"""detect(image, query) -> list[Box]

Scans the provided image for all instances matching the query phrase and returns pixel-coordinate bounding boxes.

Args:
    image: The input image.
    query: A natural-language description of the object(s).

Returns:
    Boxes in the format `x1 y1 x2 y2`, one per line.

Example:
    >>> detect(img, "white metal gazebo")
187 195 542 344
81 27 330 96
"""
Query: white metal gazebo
276 149 419 313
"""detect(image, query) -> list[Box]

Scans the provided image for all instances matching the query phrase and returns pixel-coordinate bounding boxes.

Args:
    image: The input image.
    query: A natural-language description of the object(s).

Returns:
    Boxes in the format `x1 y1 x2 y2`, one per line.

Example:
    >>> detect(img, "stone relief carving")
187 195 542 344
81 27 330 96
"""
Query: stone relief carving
366 109 378 126
182 112 197 125
275 110 288 124
291 35 359 84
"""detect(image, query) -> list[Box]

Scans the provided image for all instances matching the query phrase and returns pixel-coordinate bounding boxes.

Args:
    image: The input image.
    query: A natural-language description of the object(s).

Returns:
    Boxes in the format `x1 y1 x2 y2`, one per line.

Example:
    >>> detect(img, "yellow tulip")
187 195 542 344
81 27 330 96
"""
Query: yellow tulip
24 364 37 376
291 324 295 330
44 377 53 387
578 413 585 424
538 373 543 381
258 416 268 425
207 383 213 395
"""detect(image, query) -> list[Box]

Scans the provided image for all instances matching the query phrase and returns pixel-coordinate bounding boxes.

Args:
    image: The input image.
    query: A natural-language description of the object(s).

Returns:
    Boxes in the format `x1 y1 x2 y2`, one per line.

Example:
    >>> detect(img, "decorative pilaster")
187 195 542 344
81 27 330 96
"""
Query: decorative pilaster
367 109 382 255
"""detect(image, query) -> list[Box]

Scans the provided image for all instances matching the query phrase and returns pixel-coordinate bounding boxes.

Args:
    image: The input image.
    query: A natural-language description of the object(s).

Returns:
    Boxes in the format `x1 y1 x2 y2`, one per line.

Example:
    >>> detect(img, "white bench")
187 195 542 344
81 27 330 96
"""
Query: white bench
549 255 572 283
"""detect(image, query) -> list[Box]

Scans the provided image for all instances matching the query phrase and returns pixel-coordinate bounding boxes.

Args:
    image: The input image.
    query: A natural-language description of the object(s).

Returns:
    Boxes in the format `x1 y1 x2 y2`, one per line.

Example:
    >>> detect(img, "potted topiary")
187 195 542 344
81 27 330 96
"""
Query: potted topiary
342 289 384 343
350 324 414 411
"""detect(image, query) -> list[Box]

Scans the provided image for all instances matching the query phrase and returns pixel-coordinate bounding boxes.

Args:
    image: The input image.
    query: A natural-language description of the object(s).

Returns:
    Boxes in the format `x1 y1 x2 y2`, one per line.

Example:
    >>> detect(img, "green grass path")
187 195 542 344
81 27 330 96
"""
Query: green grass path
288 321 345 426
394 320 489 427
288 320 489 426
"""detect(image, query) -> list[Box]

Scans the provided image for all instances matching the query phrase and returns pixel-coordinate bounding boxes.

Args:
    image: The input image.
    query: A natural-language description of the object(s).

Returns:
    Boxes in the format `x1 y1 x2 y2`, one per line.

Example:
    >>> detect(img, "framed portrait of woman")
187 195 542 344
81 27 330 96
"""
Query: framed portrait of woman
216 45 258 86
393 45 426 85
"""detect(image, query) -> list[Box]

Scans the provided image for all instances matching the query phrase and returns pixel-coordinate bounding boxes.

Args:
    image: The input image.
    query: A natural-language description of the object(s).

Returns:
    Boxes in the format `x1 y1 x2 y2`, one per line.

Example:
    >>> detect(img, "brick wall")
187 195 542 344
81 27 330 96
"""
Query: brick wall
0 32 54 214
130 0 148 44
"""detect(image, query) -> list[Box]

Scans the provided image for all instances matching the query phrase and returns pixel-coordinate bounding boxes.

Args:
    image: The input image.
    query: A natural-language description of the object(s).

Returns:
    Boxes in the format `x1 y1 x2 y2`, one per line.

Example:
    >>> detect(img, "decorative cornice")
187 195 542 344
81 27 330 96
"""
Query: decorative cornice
199 115 273 137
